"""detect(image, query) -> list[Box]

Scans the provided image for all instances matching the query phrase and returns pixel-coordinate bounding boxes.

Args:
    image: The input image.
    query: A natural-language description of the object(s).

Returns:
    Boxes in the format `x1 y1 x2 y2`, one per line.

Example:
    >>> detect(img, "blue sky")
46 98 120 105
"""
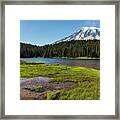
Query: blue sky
20 20 100 46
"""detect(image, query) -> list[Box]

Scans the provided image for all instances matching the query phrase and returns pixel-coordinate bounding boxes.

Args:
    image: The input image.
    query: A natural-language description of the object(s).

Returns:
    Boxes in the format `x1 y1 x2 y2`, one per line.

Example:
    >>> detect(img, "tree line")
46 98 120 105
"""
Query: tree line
20 40 100 58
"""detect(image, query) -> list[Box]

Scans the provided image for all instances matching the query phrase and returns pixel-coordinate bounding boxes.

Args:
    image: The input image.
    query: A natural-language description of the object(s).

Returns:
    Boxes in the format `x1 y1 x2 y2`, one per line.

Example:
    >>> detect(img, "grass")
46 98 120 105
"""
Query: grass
24 84 43 92
20 62 100 100
72 57 100 60
32 56 100 60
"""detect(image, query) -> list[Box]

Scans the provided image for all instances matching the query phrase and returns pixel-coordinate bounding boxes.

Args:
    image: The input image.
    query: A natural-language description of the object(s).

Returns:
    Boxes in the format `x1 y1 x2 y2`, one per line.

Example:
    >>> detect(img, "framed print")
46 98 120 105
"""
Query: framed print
0 0 119 119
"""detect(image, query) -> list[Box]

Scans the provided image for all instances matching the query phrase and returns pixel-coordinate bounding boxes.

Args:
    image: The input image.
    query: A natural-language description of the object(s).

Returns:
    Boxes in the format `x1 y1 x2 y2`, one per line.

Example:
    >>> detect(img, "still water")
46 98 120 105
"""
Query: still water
20 58 100 69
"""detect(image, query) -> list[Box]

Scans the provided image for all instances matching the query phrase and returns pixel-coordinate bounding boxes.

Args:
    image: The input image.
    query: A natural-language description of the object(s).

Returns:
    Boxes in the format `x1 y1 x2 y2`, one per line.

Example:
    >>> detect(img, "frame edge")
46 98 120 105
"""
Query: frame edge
0 0 119 119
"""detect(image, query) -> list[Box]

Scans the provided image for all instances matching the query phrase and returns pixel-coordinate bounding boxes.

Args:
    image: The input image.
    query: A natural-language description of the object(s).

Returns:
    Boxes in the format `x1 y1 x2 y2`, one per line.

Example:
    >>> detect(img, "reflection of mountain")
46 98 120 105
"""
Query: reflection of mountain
54 27 100 44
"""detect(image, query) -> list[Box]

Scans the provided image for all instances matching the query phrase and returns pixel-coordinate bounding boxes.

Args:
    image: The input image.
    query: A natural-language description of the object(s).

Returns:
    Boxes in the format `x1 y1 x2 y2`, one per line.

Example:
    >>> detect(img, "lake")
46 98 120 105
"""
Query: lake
20 58 100 69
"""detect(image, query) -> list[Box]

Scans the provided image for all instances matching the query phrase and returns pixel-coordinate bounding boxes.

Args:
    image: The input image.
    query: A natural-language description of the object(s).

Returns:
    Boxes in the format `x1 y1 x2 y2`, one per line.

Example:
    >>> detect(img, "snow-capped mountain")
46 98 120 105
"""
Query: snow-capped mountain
55 27 100 44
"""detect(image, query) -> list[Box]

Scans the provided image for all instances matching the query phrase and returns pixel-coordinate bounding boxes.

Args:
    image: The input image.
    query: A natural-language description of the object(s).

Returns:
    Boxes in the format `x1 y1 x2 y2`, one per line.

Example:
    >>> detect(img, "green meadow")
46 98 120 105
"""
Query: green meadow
20 62 100 100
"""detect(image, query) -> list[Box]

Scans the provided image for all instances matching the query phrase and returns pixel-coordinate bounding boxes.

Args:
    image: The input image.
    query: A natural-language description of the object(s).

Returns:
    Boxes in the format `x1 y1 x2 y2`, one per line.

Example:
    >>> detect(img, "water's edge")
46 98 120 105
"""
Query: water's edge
20 58 100 69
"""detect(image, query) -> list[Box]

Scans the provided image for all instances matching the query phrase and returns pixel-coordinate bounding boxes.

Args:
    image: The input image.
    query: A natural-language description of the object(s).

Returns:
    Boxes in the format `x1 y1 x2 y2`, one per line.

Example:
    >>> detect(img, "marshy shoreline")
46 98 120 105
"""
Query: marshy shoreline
20 77 77 100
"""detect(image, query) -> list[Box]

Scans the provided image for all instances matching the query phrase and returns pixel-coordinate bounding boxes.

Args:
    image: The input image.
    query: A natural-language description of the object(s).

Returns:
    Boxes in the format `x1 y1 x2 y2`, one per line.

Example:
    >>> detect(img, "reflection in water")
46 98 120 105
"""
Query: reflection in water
20 58 100 69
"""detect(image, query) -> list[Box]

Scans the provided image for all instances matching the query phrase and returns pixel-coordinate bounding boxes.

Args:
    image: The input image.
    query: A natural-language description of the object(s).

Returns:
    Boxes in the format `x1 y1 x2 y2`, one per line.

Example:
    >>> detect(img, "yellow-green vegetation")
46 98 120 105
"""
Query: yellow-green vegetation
44 56 100 60
71 57 100 60
20 62 100 100
24 84 43 92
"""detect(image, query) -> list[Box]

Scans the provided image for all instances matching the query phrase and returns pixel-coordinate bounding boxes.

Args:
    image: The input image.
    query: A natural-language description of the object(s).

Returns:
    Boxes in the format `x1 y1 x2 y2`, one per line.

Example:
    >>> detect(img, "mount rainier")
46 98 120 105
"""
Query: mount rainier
20 27 100 58
55 27 100 44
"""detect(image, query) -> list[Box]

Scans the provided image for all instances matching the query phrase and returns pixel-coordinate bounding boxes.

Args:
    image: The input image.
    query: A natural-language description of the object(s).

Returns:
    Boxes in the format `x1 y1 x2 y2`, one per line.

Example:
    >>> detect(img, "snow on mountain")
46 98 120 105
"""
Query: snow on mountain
54 27 100 44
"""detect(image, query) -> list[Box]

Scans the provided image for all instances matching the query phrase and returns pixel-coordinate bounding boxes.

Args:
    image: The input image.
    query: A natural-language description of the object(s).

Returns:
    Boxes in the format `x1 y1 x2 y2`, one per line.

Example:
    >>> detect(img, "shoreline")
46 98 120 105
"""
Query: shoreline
20 57 100 60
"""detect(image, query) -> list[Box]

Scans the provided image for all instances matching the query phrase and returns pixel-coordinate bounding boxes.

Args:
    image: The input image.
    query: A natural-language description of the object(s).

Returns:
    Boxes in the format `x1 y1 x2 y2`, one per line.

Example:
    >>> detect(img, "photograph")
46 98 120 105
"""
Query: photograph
20 20 100 100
